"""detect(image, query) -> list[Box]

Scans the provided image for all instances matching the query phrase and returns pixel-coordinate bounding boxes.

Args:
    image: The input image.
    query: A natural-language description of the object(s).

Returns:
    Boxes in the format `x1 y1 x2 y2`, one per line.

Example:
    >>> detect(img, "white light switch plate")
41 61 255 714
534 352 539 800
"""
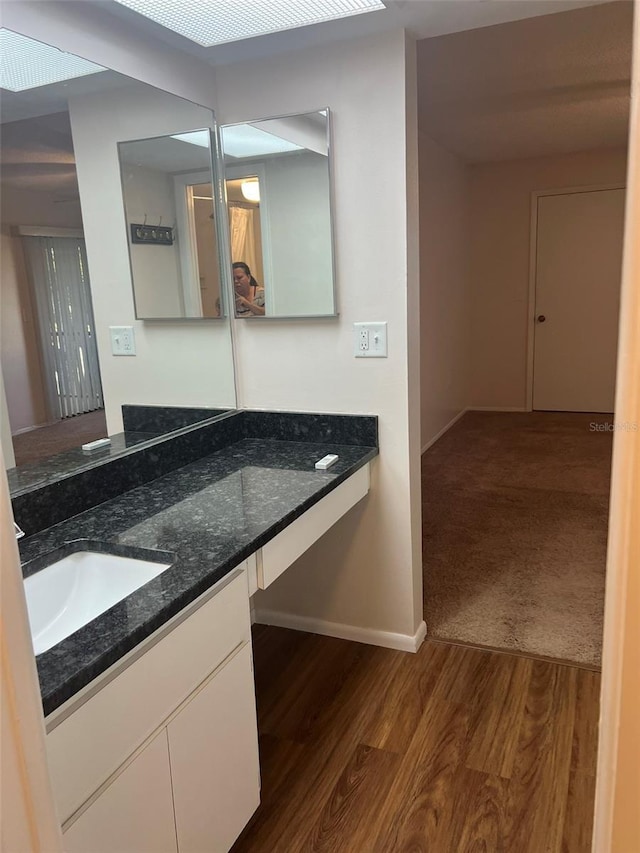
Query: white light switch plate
109 326 136 356
353 322 387 358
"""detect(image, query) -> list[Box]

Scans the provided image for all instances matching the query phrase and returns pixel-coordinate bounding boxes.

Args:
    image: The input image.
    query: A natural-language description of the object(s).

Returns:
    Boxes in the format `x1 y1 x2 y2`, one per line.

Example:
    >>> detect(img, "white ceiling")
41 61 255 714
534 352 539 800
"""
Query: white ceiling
0 70 132 124
417 1 633 162
98 0 616 65
0 0 632 197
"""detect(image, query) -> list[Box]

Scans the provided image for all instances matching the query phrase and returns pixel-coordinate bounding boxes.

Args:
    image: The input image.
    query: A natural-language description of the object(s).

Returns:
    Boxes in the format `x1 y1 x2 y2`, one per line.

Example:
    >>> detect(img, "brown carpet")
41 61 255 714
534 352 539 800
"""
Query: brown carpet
12 409 107 467
422 411 613 667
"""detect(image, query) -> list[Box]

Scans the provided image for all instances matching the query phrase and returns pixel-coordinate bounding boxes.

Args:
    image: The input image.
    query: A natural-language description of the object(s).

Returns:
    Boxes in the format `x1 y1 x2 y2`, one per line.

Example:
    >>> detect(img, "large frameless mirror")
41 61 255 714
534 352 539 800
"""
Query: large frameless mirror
0 30 236 493
221 109 337 318
118 130 225 320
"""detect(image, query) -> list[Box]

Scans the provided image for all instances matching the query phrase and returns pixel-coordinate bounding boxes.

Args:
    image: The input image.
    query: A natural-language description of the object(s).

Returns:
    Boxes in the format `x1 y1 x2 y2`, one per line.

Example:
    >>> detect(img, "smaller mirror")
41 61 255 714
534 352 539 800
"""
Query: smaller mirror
222 109 336 318
118 129 224 319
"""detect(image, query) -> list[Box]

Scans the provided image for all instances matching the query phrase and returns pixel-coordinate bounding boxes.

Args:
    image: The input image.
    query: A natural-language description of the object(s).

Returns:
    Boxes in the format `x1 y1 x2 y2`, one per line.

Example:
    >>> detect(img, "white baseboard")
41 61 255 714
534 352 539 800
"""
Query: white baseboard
421 408 468 454
467 406 529 412
12 419 58 436
253 608 428 653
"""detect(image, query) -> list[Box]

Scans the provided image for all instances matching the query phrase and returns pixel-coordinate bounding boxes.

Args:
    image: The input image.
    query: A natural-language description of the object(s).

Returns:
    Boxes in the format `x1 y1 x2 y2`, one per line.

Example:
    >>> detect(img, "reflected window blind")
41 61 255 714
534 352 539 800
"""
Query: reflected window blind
22 236 103 419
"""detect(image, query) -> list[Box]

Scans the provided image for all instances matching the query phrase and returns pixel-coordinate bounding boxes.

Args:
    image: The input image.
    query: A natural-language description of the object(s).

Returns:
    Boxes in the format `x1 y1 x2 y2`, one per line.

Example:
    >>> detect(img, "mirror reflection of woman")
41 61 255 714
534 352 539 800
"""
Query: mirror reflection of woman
233 262 265 316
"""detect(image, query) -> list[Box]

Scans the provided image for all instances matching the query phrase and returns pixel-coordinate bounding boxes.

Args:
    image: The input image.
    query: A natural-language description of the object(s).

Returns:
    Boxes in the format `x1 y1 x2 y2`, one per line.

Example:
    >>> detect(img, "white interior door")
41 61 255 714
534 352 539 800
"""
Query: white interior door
532 188 625 412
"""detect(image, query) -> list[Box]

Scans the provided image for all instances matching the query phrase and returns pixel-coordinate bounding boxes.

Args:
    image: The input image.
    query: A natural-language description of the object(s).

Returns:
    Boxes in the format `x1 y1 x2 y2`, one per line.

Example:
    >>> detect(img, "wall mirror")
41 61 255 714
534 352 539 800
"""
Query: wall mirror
0 30 236 494
118 130 225 320
221 109 337 318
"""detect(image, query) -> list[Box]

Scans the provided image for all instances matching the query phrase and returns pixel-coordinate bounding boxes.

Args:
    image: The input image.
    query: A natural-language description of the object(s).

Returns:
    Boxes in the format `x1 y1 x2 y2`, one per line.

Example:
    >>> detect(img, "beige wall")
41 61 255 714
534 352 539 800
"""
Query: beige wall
419 132 470 449
216 30 424 643
1 462 62 851
0 184 82 231
1 370 16 468
594 5 640 848
68 85 237 434
469 148 628 409
0 230 49 434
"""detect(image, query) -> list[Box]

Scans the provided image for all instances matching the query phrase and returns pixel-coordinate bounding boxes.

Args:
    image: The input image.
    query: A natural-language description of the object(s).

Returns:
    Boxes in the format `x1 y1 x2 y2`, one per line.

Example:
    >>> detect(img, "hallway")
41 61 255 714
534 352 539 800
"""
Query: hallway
422 412 613 666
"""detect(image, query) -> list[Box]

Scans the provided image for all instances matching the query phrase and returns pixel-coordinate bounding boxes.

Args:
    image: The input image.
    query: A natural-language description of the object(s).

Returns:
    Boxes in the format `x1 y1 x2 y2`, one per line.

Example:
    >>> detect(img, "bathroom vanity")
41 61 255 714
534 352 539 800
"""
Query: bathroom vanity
48 570 258 853
16 410 378 851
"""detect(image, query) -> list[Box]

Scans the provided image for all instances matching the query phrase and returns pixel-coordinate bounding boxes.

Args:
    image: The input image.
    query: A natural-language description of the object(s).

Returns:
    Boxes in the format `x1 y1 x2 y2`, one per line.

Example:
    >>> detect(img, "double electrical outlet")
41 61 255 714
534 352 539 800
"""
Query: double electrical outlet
109 326 136 356
353 322 388 358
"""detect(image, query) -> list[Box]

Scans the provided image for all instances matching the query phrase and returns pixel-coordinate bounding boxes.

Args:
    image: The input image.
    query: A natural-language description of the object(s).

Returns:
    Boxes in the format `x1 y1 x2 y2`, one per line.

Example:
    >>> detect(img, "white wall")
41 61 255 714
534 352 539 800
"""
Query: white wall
216 30 423 642
264 151 333 315
419 132 470 449
68 84 236 433
469 147 628 409
123 164 184 318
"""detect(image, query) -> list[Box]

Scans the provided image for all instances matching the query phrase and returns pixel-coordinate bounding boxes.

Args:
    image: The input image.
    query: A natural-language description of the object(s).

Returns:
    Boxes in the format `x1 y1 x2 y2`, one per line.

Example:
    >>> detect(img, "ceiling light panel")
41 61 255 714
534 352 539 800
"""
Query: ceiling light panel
222 125 303 158
113 0 385 47
0 29 106 92
171 131 211 148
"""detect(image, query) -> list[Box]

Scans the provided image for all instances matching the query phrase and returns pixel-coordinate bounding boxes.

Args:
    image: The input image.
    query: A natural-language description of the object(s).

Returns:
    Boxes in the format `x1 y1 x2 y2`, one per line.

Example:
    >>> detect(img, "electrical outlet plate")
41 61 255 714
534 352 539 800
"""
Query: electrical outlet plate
353 322 387 358
109 326 136 356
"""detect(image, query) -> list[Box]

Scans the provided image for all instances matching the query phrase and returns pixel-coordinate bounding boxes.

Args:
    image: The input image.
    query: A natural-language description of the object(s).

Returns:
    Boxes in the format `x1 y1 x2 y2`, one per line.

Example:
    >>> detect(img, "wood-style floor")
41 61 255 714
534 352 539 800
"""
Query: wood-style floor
233 626 599 852
12 409 107 467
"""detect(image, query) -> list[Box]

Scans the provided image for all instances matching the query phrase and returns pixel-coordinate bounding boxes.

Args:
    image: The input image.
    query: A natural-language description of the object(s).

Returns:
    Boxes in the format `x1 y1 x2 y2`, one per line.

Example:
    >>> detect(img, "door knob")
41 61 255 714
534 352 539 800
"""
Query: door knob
537 315 546 323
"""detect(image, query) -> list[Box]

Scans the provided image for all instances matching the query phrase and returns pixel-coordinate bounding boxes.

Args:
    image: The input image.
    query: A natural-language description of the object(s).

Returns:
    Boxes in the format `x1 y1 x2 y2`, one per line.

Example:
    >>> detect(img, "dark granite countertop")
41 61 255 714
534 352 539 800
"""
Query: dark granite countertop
9 402 230 499
19 437 377 717
8 430 160 497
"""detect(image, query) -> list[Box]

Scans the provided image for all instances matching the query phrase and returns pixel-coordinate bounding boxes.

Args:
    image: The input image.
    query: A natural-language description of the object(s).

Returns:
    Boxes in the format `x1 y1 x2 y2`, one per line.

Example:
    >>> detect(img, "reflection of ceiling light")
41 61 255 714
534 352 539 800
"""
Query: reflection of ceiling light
222 125 302 159
113 0 385 47
0 29 106 92
241 181 260 203
170 131 210 148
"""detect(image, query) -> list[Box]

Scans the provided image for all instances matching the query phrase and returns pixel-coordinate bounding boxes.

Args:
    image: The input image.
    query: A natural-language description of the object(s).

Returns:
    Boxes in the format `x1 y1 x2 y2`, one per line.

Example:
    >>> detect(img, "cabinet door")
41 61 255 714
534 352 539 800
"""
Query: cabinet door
63 730 177 853
167 644 260 853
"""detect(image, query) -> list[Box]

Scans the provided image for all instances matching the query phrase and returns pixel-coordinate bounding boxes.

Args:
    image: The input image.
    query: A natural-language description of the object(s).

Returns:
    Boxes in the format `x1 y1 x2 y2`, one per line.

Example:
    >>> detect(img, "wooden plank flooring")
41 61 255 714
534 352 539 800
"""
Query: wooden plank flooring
232 626 599 853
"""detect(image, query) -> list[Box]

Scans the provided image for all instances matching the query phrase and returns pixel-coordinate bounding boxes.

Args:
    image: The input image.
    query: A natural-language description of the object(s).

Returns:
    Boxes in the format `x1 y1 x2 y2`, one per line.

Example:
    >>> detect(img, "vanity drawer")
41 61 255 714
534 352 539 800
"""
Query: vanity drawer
46 568 249 823
256 463 370 589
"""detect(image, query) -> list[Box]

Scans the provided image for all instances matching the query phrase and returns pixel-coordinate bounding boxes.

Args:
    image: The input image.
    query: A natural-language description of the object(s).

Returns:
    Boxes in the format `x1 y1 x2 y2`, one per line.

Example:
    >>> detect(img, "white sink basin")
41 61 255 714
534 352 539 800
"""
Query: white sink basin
24 549 172 655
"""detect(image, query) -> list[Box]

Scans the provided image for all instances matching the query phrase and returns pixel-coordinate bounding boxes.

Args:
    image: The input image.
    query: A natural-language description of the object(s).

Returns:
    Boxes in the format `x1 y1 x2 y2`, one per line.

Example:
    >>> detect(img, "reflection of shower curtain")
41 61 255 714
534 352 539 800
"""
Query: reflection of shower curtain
229 205 258 273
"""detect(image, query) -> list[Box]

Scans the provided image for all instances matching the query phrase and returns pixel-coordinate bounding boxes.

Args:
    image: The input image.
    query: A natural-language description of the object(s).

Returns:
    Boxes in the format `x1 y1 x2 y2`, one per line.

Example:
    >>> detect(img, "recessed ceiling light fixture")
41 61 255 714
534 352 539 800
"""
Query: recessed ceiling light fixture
241 180 260 202
113 0 386 47
0 29 106 92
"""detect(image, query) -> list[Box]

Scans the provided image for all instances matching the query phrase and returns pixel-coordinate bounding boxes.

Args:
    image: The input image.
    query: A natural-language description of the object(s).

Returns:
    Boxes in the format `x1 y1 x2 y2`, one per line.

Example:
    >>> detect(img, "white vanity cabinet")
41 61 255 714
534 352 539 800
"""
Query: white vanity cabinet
44 461 373 852
246 462 371 595
46 568 260 853
62 730 177 853
168 644 260 853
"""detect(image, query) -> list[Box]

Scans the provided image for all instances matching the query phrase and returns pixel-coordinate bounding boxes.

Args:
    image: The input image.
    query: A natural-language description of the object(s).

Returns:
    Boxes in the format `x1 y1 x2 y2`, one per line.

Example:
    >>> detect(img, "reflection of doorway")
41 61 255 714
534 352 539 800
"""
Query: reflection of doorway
192 184 221 317
173 173 222 318
530 186 625 412
22 234 103 420
225 163 273 314
1 231 107 468
226 177 264 286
